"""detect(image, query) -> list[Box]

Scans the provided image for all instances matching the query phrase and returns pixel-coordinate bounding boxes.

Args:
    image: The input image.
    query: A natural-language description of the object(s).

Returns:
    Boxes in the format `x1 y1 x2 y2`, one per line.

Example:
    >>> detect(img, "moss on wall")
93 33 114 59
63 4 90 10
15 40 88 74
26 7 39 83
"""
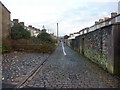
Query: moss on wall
72 25 118 74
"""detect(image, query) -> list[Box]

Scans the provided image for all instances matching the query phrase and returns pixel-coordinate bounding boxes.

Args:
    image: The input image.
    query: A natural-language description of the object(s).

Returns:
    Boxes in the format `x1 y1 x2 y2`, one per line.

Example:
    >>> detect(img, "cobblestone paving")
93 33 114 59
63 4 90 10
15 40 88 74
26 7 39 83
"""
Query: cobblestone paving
0 54 2 89
25 43 120 89
2 52 49 88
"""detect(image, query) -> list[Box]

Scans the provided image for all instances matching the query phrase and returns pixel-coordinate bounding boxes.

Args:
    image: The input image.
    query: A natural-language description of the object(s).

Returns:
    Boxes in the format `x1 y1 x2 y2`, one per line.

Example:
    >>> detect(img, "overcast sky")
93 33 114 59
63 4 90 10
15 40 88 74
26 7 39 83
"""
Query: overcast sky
1 0 120 36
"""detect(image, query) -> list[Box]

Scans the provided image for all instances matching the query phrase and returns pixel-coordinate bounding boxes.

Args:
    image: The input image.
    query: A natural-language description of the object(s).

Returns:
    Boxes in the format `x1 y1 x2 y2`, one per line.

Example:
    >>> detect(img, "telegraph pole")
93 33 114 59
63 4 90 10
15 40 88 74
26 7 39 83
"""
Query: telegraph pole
57 23 58 38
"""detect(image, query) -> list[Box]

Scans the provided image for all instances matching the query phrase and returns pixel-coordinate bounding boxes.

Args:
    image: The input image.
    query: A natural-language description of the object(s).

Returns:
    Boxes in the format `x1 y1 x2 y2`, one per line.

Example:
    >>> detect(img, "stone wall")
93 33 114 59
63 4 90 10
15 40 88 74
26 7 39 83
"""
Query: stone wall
112 24 120 75
0 2 11 40
70 23 120 75
0 3 2 45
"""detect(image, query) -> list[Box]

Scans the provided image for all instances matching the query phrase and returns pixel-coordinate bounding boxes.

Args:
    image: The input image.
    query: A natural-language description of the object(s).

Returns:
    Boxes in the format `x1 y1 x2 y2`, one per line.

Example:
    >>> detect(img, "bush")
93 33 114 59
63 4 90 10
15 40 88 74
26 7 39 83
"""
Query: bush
30 36 41 44
15 39 35 45
2 41 12 53
37 32 54 44
11 24 31 40
10 28 56 54
11 39 55 54
38 42 55 54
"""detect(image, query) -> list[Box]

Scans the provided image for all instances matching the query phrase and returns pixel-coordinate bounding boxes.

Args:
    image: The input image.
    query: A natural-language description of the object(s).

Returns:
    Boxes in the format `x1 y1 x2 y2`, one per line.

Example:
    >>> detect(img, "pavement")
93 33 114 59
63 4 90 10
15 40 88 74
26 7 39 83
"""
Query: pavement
23 42 120 88
2 52 49 88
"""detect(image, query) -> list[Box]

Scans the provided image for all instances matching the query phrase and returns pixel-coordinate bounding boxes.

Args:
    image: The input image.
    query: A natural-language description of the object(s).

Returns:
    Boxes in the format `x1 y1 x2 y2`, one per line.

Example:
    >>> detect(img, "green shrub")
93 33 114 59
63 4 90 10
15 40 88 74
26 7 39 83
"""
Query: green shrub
30 36 41 44
11 24 30 40
38 42 55 54
37 32 54 44
10 30 56 53
2 42 12 53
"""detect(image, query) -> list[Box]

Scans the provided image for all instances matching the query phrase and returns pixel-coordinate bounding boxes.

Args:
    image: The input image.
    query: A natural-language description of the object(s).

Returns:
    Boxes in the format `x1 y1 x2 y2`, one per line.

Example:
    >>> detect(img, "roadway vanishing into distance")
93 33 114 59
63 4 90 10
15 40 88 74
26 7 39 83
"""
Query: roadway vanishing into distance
23 42 119 88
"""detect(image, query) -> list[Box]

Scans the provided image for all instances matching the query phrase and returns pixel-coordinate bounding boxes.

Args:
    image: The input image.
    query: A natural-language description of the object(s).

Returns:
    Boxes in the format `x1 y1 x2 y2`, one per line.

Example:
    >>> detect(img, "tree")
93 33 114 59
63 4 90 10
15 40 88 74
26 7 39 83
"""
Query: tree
37 32 54 44
11 24 30 40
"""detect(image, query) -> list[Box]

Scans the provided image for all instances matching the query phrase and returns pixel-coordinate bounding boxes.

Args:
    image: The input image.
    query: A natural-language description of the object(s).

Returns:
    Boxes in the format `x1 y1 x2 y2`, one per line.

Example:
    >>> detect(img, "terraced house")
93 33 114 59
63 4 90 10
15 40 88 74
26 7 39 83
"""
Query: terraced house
0 1 11 41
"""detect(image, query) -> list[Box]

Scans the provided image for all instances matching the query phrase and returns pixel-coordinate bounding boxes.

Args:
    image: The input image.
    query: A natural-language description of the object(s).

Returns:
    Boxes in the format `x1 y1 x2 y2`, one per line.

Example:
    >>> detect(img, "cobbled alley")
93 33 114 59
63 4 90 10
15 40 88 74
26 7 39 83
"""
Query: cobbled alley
24 42 120 88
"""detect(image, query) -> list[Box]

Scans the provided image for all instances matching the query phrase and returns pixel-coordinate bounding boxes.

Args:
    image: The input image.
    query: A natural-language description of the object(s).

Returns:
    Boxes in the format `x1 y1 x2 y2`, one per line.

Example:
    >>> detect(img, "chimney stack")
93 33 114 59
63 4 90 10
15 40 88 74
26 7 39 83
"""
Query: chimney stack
19 22 24 27
111 12 117 18
99 19 103 22
13 19 19 24
95 21 99 25
28 25 32 27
